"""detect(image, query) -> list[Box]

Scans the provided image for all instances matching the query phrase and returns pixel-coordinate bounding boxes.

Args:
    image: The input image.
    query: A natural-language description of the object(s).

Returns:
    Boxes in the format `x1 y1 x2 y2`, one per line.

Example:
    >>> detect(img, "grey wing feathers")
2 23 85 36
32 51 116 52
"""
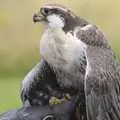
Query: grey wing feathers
75 24 120 120
85 67 120 120
21 59 46 103
21 59 58 106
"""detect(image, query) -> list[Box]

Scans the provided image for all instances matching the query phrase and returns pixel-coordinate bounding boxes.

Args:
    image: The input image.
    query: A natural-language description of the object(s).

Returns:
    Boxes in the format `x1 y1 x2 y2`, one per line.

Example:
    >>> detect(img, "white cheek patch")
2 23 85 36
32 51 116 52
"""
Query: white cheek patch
47 14 65 28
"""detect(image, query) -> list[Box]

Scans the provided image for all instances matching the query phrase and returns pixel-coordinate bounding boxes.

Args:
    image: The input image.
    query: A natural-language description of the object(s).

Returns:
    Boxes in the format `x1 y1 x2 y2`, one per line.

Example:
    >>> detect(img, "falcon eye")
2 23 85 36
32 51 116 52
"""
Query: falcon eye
40 8 50 16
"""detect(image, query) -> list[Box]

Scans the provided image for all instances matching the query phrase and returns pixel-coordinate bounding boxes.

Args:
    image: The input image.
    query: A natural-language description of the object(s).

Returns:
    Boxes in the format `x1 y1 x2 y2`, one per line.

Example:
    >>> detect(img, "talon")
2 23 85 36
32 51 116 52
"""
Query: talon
49 94 72 105
49 96 66 105
64 93 71 100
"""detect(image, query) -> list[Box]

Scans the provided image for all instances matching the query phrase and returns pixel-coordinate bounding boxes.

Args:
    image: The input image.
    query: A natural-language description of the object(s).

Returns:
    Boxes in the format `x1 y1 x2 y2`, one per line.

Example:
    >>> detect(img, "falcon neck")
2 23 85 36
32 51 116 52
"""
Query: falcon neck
45 27 67 44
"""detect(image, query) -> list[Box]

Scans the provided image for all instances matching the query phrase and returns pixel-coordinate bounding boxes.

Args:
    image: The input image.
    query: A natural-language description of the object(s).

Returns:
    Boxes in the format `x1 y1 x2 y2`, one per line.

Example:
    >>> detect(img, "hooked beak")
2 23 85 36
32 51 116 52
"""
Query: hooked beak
33 12 45 23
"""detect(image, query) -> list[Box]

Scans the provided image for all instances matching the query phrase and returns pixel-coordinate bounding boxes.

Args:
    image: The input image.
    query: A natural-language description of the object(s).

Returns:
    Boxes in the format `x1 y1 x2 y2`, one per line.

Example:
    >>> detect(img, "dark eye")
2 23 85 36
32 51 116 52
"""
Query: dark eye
40 8 50 15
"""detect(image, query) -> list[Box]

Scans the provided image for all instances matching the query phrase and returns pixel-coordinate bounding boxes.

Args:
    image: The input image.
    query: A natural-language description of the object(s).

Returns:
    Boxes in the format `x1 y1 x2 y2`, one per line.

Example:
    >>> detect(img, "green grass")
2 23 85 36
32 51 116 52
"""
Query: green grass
0 78 22 113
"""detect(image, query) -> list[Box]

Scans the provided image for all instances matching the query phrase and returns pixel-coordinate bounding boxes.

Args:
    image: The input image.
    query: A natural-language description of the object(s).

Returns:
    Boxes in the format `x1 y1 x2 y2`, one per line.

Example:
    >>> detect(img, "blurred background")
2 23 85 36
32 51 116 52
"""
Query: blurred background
0 0 120 112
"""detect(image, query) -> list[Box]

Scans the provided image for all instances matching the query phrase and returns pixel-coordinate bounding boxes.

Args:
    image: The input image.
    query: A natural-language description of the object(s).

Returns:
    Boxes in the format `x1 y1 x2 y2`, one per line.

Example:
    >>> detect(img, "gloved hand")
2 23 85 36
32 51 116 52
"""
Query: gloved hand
0 97 78 120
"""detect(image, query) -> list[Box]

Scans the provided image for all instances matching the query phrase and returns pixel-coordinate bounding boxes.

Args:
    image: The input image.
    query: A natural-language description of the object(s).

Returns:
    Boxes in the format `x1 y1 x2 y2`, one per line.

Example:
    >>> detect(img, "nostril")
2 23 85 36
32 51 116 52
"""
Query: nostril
33 13 38 18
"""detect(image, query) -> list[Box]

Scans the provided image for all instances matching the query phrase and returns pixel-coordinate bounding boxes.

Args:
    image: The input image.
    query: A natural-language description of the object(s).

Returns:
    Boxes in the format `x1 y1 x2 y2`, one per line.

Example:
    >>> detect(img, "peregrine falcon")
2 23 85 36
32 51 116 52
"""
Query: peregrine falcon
21 4 89 119
21 3 120 120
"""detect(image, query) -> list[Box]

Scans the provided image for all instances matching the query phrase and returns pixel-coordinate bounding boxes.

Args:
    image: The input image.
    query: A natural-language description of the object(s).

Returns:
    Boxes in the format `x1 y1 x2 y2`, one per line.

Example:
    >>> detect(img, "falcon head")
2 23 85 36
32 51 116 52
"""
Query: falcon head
33 4 88 32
